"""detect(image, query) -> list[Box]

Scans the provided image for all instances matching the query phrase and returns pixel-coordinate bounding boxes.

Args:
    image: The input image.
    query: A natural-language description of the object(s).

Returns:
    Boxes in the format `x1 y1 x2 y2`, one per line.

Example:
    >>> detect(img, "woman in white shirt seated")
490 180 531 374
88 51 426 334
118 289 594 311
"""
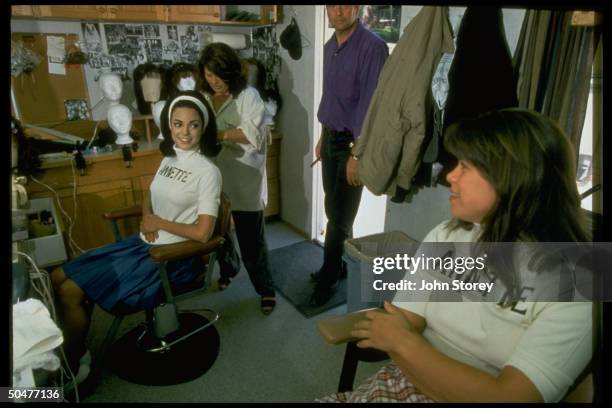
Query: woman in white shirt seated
319 109 592 403
198 42 277 315
51 90 222 384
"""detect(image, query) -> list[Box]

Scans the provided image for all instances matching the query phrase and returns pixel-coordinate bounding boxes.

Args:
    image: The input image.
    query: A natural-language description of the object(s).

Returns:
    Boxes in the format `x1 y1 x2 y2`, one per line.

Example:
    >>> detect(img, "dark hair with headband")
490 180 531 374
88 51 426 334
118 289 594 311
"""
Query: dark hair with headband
159 90 220 158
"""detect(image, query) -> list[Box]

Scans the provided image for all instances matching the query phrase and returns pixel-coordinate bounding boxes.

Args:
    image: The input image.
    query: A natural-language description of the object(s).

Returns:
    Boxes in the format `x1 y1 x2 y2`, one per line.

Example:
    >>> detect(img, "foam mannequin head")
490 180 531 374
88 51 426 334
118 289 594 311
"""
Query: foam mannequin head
152 100 166 140
107 104 133 145
99 73 123 104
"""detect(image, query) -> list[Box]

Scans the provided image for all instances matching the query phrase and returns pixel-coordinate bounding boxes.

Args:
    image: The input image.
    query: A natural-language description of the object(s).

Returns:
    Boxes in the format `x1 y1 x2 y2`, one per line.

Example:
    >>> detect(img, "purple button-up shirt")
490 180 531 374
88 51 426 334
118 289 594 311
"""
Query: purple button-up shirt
317 21 388 139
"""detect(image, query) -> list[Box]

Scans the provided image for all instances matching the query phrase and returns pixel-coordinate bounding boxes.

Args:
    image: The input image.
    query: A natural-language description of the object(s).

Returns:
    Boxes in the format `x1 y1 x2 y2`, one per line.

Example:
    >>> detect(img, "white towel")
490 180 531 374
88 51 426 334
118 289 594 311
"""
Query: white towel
12 298 63 387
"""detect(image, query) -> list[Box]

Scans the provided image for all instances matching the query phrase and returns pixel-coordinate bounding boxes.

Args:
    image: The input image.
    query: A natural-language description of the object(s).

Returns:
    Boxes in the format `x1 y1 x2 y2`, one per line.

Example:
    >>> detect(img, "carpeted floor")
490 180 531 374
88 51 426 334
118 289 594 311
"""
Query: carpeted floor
81 221 388 403
268 240 347 318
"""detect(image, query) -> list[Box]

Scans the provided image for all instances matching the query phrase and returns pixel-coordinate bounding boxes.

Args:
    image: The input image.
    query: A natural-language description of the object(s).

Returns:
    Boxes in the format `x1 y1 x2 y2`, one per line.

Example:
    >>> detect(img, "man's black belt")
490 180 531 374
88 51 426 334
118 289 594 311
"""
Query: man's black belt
324 127 353 138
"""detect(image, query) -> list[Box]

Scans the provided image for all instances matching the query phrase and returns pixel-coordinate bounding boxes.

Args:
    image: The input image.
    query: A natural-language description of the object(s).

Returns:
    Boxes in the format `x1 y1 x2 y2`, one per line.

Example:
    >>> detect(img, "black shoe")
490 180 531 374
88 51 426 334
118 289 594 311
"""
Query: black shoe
310 263 347 283
309 284 336 307
261 296 276 315
217 276 233 291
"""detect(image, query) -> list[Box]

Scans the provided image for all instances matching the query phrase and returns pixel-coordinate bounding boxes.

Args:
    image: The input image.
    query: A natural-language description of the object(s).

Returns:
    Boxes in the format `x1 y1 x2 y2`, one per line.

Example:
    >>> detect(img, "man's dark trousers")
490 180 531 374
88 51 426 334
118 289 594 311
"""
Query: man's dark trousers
318 127 363 290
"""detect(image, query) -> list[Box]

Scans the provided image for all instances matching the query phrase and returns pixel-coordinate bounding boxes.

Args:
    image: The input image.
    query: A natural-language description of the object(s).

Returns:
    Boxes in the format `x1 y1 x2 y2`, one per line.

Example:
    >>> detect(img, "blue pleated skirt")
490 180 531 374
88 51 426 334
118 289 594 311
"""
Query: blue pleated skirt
63 234 203 313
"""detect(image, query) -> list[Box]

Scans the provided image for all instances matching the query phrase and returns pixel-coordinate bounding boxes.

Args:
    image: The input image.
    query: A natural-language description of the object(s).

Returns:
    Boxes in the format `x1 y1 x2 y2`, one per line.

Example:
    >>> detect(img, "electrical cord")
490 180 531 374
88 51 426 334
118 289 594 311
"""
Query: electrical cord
29 161 84 257
86 120 103 150
68 159 83 256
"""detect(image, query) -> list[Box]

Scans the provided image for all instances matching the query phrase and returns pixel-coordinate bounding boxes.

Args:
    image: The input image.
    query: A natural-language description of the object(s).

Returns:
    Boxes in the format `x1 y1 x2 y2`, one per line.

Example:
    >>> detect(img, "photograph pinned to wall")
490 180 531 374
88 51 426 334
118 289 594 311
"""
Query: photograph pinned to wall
46 35 66 75
122 36 142 56
124 51 137 67
137 49 147 65
162 40 181 65
360 5 402 43
101 54 111 68
82 22 102 52
64 99 90 121
167 25 178 41
111 67 129 81
144 24 160 38
126 24 144 37
185 26 198 42
145 38 163 64
104 24 127 45
252 25 281 90
87 52 101 69
179 25 200 64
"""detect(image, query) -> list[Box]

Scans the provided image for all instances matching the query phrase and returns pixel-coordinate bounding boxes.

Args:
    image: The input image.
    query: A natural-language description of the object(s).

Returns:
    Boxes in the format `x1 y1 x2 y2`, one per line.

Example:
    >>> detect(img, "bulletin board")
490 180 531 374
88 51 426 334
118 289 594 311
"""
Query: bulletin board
11 32 90 124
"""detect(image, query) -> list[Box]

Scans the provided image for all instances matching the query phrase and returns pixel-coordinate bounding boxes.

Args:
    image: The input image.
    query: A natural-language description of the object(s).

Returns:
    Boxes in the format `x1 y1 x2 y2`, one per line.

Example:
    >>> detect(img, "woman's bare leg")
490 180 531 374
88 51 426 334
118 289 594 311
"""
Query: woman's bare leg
51 267 91 373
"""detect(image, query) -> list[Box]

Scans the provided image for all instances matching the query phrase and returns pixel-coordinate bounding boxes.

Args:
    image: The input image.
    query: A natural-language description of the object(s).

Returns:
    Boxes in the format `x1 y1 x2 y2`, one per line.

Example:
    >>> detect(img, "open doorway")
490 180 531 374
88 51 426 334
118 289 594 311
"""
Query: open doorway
312 6 388 244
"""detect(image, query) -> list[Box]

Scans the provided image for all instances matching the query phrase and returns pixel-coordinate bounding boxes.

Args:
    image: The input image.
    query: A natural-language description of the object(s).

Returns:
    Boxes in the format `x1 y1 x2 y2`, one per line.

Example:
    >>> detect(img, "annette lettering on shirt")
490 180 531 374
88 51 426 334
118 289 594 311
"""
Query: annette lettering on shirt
157 164 192 183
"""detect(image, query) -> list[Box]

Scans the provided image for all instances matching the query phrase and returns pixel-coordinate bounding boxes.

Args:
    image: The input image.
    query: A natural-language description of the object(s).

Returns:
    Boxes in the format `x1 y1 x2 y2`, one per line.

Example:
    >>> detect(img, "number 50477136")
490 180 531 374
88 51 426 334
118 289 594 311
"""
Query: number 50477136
2 388 63 402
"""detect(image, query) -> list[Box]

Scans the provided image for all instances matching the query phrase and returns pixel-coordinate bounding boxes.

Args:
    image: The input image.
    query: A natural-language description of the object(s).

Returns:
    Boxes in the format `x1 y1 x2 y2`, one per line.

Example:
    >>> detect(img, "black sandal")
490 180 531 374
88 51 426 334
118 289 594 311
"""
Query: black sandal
218 276 233 291
261 297 276 315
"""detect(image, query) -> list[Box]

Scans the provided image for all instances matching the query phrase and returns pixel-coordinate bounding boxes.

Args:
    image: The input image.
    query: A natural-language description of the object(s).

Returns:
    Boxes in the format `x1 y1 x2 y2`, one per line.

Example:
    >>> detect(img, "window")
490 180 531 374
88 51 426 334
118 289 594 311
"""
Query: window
361 5 402 44
577 73 595 211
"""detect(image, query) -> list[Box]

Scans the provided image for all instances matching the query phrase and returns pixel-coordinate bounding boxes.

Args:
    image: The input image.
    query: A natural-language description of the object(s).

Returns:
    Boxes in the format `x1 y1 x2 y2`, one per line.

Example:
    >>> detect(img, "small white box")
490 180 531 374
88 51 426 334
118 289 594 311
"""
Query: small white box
21 197 68 268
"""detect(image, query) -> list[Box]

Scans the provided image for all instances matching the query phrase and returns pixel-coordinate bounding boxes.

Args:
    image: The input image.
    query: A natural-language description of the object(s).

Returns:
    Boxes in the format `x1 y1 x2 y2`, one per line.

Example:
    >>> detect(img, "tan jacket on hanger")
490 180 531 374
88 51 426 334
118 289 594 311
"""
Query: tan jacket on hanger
353 6 455 196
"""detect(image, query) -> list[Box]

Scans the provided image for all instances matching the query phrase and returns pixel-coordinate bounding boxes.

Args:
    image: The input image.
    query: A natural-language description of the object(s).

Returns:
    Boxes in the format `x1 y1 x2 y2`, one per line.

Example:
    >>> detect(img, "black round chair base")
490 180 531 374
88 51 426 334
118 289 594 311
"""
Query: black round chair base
107 312 220 385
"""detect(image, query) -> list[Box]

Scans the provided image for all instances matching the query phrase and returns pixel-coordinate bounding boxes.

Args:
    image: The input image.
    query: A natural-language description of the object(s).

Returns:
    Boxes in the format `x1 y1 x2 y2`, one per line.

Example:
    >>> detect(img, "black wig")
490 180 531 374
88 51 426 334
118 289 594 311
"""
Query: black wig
133 63 167 114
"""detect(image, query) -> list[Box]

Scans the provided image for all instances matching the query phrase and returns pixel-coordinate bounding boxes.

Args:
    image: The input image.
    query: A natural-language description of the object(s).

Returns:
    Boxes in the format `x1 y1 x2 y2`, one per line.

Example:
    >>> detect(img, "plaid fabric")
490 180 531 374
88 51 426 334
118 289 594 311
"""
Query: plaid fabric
316 363 434 403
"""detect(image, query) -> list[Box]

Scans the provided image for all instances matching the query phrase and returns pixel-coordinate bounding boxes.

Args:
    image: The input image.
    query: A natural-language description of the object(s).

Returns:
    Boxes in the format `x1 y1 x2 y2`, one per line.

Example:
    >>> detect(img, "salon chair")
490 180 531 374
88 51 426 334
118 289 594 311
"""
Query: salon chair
88 193 232 385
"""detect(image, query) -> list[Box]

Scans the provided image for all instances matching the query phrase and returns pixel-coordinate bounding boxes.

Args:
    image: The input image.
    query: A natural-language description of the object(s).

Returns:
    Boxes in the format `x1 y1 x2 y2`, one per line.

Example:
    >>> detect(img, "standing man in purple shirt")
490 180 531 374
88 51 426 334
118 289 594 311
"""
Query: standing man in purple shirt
311 5 388 306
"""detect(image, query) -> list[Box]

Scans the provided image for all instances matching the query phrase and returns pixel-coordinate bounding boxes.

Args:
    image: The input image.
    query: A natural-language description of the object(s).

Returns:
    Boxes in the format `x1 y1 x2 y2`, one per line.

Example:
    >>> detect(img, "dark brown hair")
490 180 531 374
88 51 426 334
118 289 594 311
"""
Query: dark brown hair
198 42 246 97
443 108 588 243
164 62 201 99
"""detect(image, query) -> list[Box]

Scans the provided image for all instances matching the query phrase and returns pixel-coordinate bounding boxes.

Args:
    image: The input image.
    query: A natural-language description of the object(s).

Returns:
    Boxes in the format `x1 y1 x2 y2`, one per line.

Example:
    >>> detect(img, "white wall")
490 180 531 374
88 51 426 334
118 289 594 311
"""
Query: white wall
276 6 322 236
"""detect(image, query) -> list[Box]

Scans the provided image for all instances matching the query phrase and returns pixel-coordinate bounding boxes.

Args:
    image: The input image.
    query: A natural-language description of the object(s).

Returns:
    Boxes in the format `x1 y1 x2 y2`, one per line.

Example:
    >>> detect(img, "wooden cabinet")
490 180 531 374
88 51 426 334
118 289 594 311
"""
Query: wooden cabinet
34 5 166 22
36 5 108 20
26 148 163 255
264 133 281 217
106 6 167 22
14 5 281 25
260 6 281 24
11 5 38 17
168 6 221 24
